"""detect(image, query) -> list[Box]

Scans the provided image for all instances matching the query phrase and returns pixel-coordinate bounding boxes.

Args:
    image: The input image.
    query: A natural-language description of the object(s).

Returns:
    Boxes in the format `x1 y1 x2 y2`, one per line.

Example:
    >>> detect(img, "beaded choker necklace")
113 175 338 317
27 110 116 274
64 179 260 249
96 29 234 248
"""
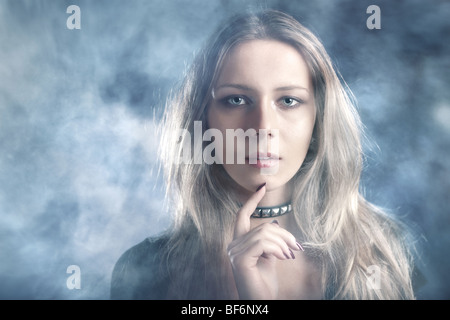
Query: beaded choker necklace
251 202 292 218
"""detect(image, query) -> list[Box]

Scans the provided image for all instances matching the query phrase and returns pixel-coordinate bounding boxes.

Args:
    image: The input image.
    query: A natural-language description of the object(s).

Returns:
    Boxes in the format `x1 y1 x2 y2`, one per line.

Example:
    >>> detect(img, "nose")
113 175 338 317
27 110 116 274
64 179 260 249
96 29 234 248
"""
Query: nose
250 98 277 138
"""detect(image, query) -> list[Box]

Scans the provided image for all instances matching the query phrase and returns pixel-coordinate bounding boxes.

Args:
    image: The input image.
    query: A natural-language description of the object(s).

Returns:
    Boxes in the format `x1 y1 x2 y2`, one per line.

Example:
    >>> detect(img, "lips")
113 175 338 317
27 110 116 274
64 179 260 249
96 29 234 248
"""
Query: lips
246 152 280 168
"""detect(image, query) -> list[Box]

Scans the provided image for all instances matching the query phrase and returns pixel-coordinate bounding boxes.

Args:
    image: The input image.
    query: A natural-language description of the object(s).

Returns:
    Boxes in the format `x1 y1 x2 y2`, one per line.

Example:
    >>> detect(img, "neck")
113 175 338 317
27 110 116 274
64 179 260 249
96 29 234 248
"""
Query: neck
258 184 292 207
236 181 293 207
250 204 296 231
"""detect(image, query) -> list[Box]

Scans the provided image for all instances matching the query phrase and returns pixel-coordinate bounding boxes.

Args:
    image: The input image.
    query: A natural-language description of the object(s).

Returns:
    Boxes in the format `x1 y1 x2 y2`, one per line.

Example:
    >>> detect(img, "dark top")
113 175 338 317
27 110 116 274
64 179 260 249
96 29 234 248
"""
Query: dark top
111 236 426 300
110 236 169 300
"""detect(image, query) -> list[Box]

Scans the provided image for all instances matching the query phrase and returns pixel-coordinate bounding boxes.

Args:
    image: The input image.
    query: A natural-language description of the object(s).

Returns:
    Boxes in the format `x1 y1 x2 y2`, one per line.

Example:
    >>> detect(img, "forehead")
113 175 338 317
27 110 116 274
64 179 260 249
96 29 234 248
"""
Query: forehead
216 40 312 90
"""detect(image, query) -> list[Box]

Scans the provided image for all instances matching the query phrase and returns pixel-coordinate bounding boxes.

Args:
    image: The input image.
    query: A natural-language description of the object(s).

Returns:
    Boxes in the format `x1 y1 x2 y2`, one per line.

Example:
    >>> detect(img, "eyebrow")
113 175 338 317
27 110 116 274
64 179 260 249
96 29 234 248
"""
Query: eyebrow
215 84 253 91
275 85 309 93
215 83 309 93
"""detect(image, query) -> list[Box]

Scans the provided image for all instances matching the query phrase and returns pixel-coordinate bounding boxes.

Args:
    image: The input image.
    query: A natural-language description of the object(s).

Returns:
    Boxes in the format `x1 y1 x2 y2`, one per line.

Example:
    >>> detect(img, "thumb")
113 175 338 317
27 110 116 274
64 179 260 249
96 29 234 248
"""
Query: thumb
233 183 266 239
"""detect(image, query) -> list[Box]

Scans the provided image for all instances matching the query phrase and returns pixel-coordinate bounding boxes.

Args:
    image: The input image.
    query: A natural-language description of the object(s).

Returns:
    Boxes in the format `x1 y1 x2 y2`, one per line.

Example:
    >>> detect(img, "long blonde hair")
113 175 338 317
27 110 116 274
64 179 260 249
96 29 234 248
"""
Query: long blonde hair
158 9 415 299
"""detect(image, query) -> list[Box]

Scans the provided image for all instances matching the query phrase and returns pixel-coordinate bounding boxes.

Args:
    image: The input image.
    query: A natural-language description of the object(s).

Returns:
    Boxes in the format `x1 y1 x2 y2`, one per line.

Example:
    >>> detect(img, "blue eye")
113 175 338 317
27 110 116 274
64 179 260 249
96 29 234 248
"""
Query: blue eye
280 97 303 108
227 96 247 106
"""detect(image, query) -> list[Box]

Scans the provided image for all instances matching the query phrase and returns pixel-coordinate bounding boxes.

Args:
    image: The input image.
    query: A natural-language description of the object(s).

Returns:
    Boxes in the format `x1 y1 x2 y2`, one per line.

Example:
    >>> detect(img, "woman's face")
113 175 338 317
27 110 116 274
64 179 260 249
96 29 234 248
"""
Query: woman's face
207 40 316 202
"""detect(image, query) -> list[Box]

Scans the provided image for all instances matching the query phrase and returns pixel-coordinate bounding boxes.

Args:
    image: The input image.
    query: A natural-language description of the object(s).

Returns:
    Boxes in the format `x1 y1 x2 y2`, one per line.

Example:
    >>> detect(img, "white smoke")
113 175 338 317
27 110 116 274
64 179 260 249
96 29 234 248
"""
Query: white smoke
0 0 448 299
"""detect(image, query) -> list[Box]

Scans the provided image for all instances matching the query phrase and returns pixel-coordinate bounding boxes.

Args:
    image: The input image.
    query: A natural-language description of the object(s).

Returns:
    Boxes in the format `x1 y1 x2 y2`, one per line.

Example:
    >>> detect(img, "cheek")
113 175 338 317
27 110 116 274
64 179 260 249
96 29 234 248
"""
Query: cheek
284 134 309 156
207 108 235 160
206 107 216 129
282 118 315 157
207 104 247 131
208 108 228 133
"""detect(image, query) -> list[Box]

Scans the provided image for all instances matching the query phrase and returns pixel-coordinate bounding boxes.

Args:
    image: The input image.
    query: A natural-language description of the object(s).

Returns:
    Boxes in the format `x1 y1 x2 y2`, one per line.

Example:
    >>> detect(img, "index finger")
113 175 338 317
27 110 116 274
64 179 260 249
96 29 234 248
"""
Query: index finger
233 183 266 239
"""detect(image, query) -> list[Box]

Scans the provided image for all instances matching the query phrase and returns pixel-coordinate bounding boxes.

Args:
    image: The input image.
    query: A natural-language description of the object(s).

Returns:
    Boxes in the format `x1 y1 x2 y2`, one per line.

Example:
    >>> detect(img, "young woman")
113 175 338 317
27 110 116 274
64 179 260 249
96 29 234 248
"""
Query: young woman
111 9 417 300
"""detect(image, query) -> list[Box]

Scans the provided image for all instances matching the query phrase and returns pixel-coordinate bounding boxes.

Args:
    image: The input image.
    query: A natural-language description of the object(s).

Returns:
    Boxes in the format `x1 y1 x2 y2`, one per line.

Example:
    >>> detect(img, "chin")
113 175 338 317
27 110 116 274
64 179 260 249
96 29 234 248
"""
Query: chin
223 164 297 192
236 176 288 193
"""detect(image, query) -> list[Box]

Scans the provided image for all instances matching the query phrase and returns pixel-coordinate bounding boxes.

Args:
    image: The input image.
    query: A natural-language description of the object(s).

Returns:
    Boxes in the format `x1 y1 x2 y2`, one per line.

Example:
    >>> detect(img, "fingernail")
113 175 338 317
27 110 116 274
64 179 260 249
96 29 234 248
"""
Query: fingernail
256 182 266 192
296 242 305 251
289 249 296 259
284 252 291 260
271 219 279 225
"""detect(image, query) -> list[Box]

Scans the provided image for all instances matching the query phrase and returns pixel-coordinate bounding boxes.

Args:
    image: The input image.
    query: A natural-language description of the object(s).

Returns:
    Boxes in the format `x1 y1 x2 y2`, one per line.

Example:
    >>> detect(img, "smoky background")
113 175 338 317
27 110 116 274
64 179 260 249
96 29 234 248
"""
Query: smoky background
0 0 448 299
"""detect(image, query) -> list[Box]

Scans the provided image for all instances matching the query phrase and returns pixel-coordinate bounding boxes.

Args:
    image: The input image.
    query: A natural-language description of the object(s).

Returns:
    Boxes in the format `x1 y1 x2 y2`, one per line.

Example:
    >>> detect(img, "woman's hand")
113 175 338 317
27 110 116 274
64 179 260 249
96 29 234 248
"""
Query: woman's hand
227 183 302 299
